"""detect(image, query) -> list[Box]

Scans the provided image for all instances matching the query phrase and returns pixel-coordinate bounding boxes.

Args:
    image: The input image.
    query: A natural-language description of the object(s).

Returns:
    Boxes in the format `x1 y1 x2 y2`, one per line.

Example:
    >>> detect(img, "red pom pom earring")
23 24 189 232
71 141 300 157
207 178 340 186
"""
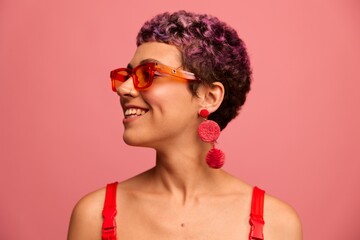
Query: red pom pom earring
197 109 225 168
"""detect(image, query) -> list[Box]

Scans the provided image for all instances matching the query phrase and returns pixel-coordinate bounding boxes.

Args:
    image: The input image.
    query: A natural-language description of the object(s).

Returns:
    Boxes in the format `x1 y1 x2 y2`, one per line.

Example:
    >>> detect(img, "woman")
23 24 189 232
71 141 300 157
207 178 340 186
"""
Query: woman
68 10 302 240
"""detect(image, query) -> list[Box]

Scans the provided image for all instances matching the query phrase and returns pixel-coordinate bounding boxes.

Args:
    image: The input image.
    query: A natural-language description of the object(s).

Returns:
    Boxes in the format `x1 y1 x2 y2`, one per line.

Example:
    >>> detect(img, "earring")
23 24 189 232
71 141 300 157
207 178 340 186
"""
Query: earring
197 109 225 168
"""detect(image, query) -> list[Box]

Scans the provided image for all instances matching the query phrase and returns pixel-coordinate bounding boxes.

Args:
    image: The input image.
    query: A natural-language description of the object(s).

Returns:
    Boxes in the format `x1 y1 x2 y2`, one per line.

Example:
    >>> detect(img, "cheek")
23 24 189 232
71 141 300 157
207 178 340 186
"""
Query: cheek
143 83 197 118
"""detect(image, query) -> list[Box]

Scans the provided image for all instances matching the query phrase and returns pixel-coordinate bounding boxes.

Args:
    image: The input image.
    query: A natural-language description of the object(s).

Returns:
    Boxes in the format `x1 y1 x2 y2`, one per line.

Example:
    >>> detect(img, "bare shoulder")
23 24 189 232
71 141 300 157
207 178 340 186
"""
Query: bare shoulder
67 171 152 240
67 187 106 240
264 193 302 240
224 173 302 239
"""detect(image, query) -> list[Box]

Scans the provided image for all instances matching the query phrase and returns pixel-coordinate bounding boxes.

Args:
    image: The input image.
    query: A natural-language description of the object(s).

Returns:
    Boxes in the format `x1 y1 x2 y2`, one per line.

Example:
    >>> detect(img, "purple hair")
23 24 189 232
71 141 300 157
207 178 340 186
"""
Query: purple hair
137 10 252 130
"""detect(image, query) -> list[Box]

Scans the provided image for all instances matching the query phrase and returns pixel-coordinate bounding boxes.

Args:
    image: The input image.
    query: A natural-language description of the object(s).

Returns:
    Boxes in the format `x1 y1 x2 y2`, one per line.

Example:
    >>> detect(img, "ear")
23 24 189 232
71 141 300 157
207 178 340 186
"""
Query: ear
197 82 225 114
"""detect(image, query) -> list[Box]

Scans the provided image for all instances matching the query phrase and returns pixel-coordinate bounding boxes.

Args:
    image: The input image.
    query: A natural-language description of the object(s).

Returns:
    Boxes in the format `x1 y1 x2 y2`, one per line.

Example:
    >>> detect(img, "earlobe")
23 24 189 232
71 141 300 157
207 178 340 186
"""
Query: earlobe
198 82 224 114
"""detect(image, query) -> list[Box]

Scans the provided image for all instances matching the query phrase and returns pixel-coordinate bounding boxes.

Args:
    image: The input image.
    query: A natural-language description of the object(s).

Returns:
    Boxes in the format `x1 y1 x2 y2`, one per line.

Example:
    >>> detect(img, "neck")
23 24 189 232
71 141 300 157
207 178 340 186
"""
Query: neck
150 143 224 205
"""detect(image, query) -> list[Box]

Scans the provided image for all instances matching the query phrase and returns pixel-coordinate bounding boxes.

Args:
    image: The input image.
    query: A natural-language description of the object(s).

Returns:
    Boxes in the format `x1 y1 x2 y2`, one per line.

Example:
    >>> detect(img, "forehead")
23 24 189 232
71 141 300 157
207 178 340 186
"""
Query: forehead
129 42 182 68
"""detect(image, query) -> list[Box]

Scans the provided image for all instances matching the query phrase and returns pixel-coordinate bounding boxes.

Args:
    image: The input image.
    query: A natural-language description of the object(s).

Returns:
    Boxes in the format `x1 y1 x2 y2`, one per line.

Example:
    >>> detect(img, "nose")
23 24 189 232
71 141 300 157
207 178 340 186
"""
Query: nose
116 77 139 97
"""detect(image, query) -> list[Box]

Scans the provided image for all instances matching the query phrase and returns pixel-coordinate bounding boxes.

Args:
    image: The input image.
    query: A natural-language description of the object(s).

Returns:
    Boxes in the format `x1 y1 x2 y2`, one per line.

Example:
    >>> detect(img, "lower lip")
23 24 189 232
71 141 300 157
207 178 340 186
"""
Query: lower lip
122 113 146 124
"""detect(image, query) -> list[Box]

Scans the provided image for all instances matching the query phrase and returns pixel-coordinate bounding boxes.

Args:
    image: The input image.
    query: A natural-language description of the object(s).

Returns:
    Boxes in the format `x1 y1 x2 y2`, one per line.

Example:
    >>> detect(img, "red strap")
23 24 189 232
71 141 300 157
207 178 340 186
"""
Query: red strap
102 182 118 240
249 186 265 240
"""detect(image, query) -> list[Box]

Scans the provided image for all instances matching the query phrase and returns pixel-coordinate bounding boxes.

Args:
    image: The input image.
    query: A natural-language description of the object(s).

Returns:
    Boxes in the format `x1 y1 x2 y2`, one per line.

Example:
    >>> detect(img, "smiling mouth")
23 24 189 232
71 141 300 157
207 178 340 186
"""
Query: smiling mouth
124 108 148 118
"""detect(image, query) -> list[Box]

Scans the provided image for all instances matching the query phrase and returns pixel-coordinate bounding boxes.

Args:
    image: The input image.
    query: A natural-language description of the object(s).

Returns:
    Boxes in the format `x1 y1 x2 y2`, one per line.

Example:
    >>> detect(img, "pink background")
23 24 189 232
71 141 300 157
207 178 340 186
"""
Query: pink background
1 0 359 239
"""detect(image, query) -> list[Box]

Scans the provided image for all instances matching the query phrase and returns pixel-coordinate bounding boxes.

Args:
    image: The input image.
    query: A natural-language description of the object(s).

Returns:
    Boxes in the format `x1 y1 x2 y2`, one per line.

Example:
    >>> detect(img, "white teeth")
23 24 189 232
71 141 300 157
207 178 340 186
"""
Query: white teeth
124 108 147 117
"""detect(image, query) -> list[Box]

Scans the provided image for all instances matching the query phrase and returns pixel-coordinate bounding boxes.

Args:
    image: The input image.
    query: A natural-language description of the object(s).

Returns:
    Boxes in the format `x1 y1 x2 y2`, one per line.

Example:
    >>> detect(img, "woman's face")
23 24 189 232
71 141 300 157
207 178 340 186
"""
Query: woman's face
117 42 201 149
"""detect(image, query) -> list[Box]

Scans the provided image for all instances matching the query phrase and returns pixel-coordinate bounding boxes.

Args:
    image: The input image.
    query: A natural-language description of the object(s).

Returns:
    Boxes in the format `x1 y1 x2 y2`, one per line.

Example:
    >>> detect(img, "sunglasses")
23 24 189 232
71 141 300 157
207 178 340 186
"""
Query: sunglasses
110 62 198 91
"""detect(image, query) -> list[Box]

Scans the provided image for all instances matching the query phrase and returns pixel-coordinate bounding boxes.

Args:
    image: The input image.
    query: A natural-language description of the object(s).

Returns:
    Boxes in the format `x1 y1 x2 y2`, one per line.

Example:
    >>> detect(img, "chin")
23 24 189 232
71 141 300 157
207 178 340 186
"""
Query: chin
122 133 151 147
123 134 139 146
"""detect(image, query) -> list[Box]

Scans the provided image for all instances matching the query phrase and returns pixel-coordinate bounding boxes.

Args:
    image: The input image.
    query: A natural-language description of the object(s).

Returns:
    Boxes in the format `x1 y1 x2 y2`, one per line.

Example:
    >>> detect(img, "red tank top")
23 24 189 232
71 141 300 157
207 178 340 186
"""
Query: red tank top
102 182 265 240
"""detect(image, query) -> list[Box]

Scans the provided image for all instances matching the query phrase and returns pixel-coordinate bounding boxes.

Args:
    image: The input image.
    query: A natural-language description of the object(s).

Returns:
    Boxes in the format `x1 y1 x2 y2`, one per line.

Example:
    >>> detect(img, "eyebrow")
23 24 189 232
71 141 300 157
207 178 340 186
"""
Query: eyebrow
127 58 160 69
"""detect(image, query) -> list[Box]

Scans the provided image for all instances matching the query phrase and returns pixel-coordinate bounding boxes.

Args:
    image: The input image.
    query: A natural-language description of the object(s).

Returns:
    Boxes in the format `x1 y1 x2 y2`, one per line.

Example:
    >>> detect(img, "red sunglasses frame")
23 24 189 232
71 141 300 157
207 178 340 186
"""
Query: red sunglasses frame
110 62 198 91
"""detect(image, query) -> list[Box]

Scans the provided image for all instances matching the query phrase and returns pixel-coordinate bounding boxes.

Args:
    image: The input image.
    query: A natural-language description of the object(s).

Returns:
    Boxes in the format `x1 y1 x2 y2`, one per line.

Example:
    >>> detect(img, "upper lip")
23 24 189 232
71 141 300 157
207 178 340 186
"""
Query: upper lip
123 104 149 111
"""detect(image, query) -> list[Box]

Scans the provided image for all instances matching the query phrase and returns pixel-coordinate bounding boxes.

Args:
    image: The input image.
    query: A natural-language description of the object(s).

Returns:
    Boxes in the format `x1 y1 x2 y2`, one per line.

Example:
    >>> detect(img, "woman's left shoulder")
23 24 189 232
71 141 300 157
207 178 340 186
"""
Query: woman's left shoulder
263 192 303 240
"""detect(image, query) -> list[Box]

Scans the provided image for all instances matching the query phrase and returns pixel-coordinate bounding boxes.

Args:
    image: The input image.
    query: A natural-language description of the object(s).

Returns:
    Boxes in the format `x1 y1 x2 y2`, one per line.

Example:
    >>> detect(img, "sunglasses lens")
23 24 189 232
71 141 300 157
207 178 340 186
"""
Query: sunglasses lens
135 65 153 89
111 69 130 91
110 63 155 91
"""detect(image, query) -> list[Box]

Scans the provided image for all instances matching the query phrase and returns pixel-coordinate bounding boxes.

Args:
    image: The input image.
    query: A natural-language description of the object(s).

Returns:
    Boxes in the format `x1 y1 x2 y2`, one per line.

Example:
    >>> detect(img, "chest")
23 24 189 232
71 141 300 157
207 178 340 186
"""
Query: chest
115 196 253 240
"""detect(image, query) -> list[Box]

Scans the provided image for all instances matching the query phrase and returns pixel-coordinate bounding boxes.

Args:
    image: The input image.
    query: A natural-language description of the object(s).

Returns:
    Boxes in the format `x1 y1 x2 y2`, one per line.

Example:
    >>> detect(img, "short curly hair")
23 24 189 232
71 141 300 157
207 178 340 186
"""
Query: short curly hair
137 10 252 130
